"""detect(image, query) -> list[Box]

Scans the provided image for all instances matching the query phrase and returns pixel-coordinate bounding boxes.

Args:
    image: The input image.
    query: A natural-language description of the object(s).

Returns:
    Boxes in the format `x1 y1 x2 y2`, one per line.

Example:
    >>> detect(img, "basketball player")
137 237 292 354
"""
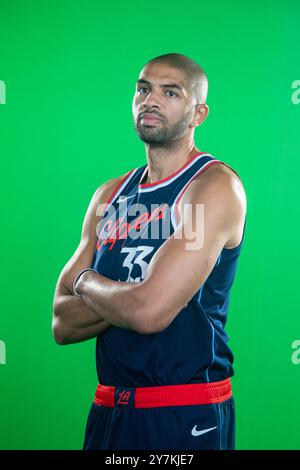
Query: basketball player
52 53 247 450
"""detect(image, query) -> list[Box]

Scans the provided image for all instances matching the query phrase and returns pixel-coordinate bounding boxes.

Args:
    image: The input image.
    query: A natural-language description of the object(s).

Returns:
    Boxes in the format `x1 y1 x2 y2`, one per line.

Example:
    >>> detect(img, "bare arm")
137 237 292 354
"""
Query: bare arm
53 291 111 345
52 173 128 345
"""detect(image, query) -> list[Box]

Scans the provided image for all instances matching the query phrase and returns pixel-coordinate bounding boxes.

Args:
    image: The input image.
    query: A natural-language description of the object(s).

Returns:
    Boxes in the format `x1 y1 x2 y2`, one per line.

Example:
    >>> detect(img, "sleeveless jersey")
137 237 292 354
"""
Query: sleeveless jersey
90 151 246 387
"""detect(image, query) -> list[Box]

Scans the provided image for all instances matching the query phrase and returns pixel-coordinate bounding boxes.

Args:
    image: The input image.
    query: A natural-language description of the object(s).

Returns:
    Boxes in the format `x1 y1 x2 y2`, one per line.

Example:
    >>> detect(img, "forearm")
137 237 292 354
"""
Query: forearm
75 271 144 332
52 294 112 345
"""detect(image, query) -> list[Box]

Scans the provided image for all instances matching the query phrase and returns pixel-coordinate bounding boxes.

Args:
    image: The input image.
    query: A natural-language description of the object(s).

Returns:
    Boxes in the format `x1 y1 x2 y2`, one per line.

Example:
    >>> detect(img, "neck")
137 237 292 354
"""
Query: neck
143 139 201 184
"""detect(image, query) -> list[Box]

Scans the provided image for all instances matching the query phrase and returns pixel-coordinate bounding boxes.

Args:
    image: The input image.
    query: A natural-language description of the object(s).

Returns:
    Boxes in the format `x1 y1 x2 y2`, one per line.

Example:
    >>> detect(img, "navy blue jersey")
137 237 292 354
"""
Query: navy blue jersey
90 151 246 387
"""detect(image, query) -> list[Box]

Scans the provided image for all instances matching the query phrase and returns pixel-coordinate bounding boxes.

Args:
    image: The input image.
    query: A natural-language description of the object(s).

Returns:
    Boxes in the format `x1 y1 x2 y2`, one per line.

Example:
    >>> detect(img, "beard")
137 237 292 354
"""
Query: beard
133 107 195 144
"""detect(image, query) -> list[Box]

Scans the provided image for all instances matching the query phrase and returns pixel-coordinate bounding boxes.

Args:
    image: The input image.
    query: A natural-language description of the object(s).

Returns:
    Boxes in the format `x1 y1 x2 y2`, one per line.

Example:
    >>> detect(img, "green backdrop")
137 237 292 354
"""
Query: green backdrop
0 0 299 450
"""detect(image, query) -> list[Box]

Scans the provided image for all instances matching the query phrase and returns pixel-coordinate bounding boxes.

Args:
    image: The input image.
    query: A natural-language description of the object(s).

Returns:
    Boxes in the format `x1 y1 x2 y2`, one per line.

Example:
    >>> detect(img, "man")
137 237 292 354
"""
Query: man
52 53 247 450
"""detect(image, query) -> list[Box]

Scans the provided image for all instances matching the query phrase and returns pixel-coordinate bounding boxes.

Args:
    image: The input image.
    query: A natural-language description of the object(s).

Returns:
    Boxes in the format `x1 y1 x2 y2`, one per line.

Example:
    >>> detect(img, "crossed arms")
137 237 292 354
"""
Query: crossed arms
52 164 246 344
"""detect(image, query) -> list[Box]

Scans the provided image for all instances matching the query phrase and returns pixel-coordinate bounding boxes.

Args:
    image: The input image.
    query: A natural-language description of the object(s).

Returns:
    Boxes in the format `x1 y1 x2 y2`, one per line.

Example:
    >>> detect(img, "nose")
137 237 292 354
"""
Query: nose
141 90 161 109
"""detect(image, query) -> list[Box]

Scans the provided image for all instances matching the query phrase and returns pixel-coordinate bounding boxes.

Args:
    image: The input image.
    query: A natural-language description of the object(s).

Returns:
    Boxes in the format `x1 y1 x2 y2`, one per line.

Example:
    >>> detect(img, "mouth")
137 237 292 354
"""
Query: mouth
140 113 162 125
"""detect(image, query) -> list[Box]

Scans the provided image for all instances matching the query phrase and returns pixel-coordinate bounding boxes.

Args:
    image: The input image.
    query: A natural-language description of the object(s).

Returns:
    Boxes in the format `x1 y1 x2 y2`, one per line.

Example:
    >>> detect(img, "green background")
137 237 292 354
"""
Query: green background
0 0 299 450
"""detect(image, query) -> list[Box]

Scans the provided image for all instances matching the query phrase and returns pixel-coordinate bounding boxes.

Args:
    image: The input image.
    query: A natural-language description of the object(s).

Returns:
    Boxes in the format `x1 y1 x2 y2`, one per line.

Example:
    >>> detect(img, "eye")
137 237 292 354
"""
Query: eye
165 90 178 98
137 86 148 94
136 87 178 98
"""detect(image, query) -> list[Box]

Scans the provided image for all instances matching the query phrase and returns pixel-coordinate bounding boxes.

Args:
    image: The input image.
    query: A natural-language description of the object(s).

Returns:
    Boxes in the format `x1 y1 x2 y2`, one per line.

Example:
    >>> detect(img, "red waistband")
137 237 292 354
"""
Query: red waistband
93 378 232 408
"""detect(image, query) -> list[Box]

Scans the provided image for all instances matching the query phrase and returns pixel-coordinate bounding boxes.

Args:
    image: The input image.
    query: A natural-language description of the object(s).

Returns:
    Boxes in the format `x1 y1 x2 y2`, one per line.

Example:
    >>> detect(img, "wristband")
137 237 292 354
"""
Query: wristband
73 268 98 297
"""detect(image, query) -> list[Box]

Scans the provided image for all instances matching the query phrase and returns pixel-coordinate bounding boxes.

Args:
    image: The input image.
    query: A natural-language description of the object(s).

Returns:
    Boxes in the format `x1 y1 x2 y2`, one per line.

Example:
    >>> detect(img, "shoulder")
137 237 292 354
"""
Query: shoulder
179 161 247 248
182 161 246 210
93 170 134 206
86 170 134 222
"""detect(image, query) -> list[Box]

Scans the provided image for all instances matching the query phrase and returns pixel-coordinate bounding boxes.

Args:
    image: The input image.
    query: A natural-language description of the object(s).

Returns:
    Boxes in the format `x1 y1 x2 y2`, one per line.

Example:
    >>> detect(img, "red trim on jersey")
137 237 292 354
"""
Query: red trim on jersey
173 160 226 226
93 378 232 408
105 169 135 207
139 151 208 188
95 169 137 252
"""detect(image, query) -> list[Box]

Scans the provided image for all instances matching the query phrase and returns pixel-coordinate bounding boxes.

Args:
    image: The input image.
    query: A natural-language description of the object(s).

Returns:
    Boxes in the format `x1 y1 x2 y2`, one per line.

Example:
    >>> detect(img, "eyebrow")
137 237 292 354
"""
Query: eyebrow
136 78 184 92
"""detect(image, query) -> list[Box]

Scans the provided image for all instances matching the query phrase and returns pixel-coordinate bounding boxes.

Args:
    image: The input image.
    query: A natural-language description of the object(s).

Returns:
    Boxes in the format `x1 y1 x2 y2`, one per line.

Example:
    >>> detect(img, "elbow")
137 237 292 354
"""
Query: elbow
133 301 182 334
133 306 169 335
52 317 71 345
135 323 166 335
126 284 168 335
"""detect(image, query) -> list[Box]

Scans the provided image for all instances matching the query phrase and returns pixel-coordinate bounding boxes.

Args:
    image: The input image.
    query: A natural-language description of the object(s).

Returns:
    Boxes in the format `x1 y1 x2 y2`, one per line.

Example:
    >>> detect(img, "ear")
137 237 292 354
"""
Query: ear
191 104 209 128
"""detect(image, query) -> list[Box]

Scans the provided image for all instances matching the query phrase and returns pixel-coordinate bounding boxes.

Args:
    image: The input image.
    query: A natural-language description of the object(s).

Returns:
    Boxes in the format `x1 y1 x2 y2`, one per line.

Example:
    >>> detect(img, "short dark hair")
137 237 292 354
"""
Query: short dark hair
144 53 208 105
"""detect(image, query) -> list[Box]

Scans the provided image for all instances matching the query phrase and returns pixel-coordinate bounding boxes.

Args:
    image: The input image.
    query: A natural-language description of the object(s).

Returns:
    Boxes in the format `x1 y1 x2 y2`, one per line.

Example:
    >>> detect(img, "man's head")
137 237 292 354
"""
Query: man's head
132 53 209 144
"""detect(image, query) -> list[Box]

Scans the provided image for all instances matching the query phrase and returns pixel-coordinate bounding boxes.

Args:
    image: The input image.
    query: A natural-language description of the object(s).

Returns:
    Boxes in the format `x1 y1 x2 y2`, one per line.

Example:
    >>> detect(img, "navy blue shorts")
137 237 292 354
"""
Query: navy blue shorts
83 381 235 450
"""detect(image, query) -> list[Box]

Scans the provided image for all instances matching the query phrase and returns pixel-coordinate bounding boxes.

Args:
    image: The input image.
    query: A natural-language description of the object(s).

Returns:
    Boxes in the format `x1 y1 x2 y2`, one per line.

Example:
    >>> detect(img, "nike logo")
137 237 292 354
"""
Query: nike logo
191 425 217 437
116 195 135 203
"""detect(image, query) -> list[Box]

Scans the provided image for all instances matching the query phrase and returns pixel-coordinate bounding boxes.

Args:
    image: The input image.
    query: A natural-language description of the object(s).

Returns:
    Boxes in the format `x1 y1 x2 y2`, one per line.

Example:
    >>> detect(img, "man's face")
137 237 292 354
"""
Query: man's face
132 63 197 144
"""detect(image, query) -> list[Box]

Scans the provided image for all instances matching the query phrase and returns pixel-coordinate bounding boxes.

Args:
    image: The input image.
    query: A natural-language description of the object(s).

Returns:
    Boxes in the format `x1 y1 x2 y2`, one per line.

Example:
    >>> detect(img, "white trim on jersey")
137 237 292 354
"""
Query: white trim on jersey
138 153 213 193
170 159 222 230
